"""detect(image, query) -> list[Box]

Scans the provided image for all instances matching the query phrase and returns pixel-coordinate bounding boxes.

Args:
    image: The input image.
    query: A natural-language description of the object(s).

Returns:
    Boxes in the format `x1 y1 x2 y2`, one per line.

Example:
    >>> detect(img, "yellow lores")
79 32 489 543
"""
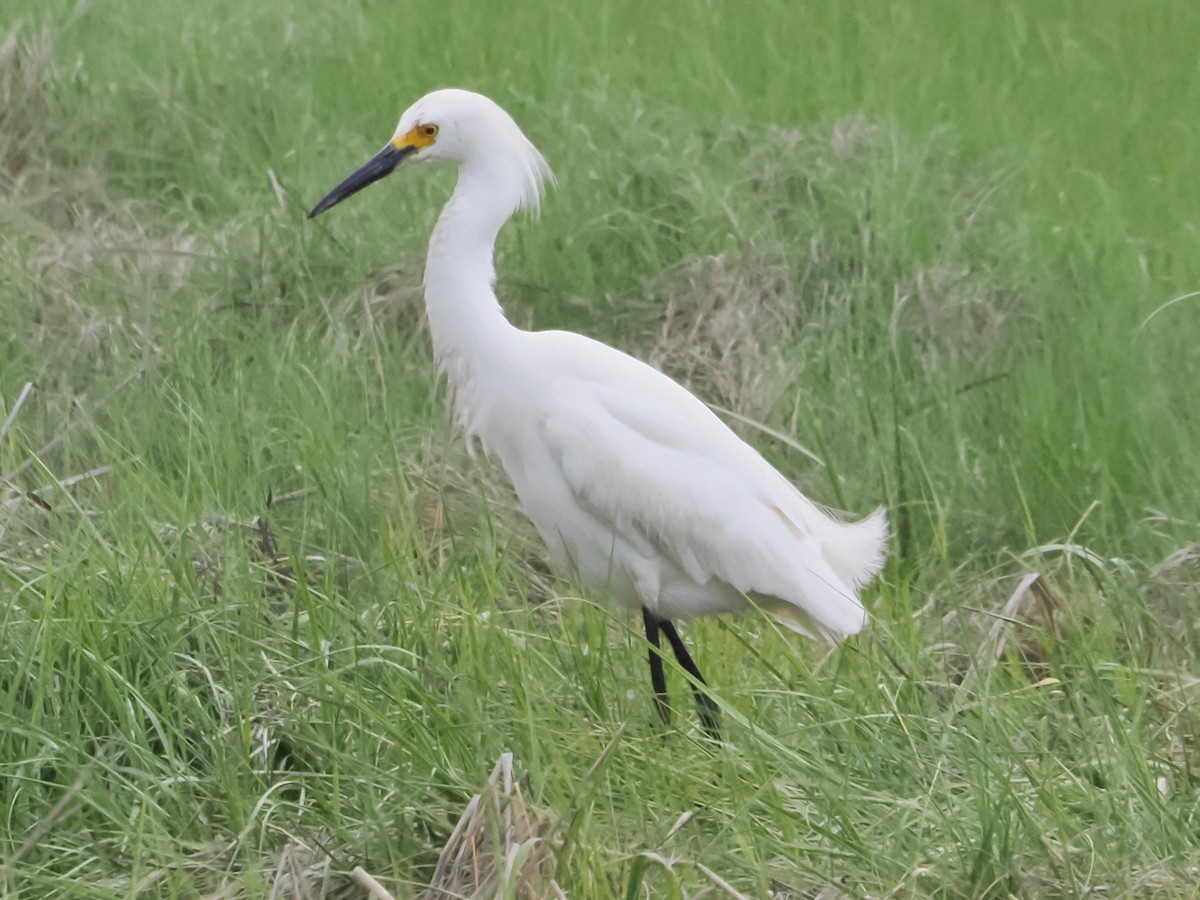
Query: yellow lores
393 123 439 151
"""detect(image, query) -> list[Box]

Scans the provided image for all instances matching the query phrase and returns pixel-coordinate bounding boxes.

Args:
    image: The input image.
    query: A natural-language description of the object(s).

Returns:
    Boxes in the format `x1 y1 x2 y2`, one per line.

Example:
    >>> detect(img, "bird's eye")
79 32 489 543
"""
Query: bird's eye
422 124 438 138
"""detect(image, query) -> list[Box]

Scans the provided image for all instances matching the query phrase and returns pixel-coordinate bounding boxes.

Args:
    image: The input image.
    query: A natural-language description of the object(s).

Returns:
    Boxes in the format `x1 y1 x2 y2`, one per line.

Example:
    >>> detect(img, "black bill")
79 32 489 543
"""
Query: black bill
308 142 416 219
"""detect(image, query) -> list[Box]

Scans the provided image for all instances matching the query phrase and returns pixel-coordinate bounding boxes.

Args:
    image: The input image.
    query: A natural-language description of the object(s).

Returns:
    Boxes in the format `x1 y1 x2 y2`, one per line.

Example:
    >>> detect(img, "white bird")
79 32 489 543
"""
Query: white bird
309 89 887 734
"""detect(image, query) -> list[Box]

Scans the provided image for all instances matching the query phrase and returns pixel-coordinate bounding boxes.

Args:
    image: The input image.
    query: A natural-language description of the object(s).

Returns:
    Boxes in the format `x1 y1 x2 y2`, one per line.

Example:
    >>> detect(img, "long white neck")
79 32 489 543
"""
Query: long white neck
422 161 527 383
422 159 533 442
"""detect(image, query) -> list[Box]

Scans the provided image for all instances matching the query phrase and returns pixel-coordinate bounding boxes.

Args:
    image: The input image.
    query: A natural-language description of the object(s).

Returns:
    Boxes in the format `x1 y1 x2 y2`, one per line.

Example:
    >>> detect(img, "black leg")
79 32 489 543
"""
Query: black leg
642 607 670 725
659 620 721 737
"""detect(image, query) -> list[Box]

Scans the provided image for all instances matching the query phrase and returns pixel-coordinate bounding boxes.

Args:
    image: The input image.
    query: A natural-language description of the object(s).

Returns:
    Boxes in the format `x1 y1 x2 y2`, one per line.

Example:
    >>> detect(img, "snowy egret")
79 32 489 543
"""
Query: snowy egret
309 89 887 734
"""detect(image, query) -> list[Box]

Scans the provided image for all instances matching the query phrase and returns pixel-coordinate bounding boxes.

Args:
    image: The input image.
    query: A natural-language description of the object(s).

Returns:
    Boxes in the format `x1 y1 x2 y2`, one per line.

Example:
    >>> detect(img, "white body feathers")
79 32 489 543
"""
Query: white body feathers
408 90 887 641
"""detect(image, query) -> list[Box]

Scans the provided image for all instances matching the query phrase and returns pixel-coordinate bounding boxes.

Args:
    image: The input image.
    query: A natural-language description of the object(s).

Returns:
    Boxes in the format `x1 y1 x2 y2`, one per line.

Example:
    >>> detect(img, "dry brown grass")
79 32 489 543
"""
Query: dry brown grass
1 22 116 227
257 755 563 899
640 249 797 420
891 263 1028 383
1 25 205 407
622 116 1027 437
420 753 561 900
0 22 55 181
18 206 199 377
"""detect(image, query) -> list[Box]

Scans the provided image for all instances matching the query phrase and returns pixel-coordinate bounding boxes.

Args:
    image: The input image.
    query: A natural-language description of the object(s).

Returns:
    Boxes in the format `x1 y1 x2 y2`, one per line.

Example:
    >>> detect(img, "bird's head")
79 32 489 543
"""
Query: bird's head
308 88 554 219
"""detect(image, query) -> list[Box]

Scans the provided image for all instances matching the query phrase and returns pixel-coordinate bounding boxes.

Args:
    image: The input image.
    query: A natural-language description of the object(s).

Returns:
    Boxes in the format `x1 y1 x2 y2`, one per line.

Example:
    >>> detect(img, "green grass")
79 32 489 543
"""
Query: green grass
2 0 1199 896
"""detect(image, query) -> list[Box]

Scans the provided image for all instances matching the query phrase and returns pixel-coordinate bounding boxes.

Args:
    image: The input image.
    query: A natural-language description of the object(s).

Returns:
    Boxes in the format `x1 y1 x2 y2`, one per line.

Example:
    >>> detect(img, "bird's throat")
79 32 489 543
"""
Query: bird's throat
423 193 513 363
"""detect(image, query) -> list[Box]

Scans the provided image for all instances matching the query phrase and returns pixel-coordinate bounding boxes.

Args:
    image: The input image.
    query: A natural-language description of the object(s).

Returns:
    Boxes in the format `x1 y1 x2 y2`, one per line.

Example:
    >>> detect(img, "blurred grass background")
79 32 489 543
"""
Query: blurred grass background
1 0 1198 896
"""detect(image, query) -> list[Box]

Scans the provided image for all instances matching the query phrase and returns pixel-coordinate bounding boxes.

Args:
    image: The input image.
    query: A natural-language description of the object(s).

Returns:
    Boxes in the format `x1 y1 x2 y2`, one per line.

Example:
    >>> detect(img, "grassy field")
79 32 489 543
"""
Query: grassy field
2 0 1199 896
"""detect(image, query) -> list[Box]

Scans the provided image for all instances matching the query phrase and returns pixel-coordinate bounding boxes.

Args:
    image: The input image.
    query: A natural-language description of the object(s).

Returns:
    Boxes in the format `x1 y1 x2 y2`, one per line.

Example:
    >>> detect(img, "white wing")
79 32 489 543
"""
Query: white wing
533 335 886 641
